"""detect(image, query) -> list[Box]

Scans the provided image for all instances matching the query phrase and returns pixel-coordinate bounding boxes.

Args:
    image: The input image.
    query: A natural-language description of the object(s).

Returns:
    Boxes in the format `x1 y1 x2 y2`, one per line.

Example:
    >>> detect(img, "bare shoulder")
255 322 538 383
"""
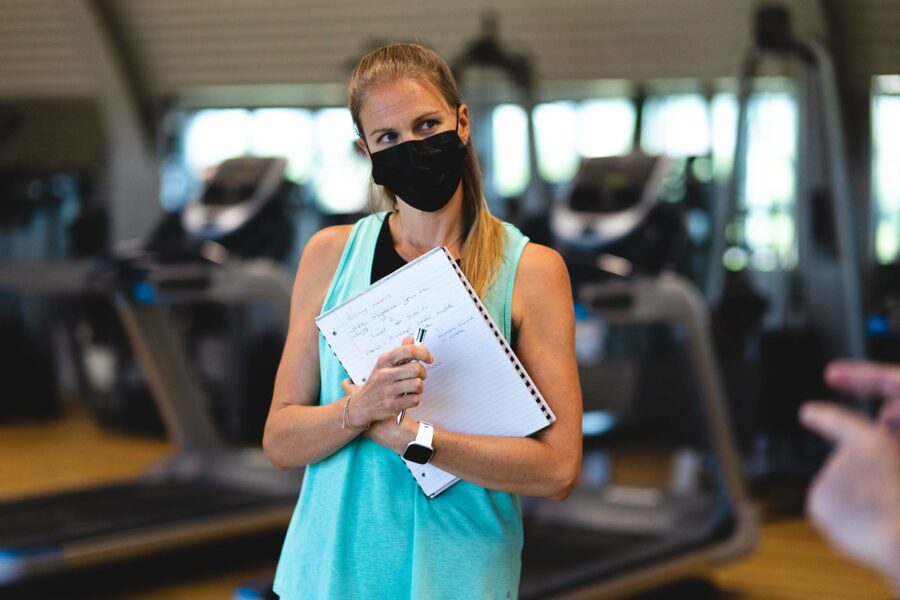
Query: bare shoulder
292 224 354 300
516 243 569 293
304 224 354 261
511 243 573 327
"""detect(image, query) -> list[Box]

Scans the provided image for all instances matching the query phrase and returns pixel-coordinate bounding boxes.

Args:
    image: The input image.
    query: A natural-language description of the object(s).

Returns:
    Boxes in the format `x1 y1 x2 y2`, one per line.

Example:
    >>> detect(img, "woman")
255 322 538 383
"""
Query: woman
263 43 582 599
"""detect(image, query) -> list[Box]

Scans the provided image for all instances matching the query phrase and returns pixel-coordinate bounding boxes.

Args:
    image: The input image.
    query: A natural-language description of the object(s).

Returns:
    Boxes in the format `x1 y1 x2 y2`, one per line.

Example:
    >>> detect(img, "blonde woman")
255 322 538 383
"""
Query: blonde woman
263 43 582 599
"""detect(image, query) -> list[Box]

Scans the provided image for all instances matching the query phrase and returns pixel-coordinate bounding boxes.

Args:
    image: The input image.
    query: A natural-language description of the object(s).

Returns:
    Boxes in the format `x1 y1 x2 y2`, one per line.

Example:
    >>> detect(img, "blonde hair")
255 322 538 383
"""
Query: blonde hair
348 43 506 298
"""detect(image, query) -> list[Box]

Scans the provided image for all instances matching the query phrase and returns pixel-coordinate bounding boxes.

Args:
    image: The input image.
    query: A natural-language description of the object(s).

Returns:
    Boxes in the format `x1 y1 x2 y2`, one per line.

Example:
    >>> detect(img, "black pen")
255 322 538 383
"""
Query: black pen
397 327 427 425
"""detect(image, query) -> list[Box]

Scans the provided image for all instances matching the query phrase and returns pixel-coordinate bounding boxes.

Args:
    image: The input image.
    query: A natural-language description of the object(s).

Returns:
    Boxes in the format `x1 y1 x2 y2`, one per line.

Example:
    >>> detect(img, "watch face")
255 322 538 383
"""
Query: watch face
403 443 433 465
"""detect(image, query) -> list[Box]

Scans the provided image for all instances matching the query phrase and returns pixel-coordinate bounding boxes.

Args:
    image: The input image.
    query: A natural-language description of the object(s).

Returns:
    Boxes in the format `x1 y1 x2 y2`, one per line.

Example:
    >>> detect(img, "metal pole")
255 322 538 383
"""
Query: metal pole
807 40 866 359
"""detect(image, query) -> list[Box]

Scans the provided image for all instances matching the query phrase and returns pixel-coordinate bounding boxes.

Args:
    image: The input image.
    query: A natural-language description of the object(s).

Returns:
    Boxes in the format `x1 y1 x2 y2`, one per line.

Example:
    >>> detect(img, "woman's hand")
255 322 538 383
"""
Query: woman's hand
362 412 420 452
339 336 433 429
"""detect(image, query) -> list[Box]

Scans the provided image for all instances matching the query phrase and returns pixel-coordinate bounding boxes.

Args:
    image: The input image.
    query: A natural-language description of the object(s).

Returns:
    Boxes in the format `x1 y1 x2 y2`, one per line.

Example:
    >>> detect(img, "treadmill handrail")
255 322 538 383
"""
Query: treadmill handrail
579 275 752 529
112 293 222 452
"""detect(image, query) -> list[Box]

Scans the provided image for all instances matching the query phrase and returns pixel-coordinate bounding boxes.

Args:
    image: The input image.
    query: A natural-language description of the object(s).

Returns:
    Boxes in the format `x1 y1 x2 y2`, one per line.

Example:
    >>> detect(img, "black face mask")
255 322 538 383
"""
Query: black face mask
367 121 466 213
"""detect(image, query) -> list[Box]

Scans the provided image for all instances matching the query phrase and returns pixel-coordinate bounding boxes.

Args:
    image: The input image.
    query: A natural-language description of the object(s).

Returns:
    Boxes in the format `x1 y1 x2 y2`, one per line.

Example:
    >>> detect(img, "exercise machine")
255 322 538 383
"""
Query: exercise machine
520 275 757 599
0 257 301 588
452 12 550 221
706 5 865 485
0 168 89 420
109 156 299 441
0 158 303 589
512 152 756 598
707 6 865 361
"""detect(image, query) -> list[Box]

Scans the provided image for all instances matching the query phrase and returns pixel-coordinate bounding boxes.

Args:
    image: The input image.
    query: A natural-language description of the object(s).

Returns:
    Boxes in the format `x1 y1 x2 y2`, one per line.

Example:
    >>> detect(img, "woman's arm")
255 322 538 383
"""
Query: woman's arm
356 244 583 500
262 226 360 469
262 225 435 470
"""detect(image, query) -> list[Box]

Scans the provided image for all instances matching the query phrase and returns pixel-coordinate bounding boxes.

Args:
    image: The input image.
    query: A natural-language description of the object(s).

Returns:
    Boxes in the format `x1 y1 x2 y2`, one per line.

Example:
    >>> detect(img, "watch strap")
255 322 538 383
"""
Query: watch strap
415 421 434 449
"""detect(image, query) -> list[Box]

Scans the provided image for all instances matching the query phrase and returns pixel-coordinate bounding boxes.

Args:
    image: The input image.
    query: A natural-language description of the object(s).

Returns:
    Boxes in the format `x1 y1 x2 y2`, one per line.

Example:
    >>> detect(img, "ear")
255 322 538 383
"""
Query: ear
356 136 370 156
457 103 471 145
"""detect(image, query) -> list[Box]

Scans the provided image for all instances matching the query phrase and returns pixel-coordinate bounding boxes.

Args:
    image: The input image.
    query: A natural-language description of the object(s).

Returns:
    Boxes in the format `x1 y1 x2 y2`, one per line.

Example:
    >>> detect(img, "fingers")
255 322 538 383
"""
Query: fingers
825 360 900 399
386 361 427 382
340 378 356 395
390 376 424 397
374 368 424 397
378 343 433 367
359 364 425 413
799 401 874 444
363 339 431 421
390 393 421 412
879 398 900 432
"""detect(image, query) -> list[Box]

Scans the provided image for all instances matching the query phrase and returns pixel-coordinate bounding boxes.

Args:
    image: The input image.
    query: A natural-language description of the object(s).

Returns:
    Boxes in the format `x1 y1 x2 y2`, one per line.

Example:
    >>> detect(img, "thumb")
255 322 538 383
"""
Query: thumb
401 336 414 346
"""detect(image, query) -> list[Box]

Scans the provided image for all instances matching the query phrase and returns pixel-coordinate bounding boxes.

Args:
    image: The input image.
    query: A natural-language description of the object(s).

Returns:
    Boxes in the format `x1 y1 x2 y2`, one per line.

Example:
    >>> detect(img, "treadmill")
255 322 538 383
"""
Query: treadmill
0 160 303 588
519 274 757 598
512 153 757 598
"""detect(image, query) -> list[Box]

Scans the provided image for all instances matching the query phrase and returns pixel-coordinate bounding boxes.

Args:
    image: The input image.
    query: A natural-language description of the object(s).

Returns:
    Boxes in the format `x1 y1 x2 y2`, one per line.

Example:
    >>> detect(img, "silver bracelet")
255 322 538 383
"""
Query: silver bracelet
341 394 369 432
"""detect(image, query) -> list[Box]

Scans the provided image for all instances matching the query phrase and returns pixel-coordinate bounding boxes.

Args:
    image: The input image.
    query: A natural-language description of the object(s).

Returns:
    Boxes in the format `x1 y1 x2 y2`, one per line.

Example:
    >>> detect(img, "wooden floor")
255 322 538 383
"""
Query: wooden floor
0 405 893 599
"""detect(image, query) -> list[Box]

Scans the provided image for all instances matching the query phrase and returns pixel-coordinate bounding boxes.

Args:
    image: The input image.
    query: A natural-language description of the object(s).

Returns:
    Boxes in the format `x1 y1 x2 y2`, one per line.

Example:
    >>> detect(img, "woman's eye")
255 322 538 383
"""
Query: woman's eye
378 132 397 144
420 119 438 131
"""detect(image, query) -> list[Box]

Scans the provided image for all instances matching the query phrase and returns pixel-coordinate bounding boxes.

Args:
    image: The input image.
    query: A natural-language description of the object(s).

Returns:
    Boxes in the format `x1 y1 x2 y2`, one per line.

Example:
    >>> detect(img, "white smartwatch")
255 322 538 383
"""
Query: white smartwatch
402 421 434 464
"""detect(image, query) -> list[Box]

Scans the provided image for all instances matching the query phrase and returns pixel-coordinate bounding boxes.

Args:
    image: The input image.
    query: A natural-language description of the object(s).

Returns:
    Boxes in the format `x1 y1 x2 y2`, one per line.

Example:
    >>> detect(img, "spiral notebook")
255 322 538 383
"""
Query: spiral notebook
316 246 556 498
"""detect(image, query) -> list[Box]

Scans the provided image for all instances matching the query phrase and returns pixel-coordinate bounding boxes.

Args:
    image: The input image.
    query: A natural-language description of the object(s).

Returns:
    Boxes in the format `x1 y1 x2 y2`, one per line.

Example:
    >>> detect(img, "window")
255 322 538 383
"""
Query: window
248 109 314 184
704 86 797 272
577 99 635 158
740 91 798 271
641 94 711 157
873 76 900 264
183 109 253 180
309 108 370 214
533 101 579 184
491 104 530 198
710 93 738 179
172 106 369 214
531 98 636 186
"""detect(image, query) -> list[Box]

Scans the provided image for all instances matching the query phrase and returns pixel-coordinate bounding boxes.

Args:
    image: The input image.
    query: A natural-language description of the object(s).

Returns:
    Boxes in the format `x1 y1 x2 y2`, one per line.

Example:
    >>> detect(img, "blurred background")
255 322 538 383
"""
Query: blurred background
0 0 898 598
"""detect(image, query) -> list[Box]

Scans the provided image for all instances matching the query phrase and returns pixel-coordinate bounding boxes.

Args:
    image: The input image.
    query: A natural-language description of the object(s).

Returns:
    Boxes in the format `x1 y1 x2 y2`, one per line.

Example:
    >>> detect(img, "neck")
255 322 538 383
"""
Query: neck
392 186 465 257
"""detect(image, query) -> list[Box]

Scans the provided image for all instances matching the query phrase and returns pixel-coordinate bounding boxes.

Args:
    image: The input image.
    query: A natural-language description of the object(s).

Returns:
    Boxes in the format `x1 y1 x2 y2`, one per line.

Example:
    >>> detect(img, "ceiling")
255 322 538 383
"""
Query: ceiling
2 0 893 104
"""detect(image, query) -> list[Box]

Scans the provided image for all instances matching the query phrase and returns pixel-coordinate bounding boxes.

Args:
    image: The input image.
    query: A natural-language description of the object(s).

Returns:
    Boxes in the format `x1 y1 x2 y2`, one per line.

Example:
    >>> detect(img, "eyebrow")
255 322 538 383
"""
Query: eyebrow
368 111 443 138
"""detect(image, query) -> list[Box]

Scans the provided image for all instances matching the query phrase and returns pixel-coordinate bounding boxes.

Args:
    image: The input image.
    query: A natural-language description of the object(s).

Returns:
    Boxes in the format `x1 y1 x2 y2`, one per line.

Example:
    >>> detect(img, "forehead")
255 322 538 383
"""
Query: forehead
359 78 452 131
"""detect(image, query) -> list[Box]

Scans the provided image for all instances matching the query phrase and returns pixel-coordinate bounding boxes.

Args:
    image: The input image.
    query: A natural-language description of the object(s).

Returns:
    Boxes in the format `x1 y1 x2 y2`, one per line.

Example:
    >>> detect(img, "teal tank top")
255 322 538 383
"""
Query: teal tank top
273 212 530 600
